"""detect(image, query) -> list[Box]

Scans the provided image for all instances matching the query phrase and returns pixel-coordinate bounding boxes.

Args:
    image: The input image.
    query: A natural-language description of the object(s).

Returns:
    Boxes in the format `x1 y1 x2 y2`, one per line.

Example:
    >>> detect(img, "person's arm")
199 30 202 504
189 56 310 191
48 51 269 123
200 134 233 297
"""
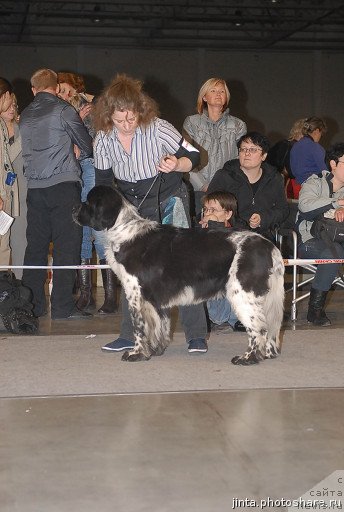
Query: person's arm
61 105 92 159
235 118 247 141
298 175 336 219
312 143 326 173
157 119 200 173
246 173 289 231
93 131 115 186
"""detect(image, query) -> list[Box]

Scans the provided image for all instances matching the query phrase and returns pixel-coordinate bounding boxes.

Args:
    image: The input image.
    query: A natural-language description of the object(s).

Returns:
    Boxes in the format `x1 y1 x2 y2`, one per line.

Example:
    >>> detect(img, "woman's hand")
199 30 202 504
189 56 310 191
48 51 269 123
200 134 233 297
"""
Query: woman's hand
79 103 92 121
0 197 4 211
335 207 344 222
157 155 179 173
199 212 222 229
249 213 261 229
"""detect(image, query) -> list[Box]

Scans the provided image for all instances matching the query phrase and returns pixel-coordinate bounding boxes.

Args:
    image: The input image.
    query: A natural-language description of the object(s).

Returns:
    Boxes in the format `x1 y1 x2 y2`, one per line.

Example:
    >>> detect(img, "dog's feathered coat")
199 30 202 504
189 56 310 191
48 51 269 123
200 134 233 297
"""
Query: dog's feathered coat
76 186 285 365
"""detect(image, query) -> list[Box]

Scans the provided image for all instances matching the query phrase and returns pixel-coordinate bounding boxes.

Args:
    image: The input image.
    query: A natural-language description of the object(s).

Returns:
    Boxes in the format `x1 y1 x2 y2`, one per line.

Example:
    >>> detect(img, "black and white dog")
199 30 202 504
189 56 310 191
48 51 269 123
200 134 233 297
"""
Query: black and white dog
75 186 285 365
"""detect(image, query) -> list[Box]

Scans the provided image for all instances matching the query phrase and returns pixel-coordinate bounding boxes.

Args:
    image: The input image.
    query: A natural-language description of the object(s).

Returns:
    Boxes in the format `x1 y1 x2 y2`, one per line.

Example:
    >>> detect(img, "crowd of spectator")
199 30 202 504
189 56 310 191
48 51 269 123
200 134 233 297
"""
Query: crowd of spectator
0 70 342 338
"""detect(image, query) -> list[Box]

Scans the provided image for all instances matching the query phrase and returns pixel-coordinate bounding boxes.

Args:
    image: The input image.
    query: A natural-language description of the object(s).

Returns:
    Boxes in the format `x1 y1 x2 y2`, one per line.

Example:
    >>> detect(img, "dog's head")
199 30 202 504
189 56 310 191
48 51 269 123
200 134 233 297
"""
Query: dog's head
74 185 124 231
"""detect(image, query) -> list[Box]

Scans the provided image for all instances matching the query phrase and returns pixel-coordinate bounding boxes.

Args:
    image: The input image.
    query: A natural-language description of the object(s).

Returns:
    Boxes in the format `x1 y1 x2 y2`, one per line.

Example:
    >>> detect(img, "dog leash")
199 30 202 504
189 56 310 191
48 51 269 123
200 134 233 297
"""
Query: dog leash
137 171 163 222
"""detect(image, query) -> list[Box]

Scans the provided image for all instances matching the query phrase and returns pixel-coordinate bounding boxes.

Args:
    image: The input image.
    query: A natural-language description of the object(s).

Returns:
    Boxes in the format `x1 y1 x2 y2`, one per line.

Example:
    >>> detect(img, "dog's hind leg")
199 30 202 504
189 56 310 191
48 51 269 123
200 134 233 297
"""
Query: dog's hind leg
264 259 284 360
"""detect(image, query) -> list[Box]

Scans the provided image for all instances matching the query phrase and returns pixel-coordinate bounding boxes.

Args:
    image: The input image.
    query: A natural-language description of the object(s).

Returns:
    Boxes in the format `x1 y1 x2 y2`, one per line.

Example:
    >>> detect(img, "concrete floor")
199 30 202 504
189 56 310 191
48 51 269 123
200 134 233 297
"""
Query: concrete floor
1 284 343 511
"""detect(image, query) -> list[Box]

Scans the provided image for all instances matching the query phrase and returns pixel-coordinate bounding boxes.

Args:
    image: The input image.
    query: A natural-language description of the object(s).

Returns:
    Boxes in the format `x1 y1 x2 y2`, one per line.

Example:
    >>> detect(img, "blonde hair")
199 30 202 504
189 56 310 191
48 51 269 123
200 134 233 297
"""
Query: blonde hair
196 78 230 114
288 118 306 141
31 68 57 91
92 73 159 133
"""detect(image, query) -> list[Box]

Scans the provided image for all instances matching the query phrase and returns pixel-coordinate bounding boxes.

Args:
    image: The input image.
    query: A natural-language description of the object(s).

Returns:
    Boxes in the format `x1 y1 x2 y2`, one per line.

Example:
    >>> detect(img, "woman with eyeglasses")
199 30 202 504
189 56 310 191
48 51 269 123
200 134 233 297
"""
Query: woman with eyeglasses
183 77 246 219
208 131 289 240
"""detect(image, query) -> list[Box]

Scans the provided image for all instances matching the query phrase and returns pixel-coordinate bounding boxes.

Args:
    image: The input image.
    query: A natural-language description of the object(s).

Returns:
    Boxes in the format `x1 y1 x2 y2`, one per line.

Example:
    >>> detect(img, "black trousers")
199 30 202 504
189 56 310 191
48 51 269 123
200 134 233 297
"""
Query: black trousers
23 182 82 318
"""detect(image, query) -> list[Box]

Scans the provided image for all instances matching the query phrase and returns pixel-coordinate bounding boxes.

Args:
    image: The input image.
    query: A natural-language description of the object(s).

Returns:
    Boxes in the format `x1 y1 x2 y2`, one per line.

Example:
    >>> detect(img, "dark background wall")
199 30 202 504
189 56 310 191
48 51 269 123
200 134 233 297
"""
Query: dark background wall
2 45 343 147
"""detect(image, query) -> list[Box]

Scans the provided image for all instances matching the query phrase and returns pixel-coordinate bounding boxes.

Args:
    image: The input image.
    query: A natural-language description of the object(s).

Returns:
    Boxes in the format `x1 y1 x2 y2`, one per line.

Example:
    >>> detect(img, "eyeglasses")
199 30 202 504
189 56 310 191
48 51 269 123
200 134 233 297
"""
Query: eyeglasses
202 207 226 215
337 160 344 164
239 147 262 154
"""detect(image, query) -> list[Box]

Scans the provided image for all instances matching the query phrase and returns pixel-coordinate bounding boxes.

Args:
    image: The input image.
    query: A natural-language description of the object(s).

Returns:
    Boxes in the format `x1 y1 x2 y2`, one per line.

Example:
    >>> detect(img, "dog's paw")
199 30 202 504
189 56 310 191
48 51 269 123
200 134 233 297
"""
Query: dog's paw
264 347 280 359
151 346 166 357
121 350 151 362
231 350 263 366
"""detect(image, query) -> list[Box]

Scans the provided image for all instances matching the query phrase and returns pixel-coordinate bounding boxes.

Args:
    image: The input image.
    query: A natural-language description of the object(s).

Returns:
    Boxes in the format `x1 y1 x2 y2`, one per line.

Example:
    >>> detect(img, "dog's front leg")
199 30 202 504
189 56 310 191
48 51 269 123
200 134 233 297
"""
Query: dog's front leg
121 330 152 362
121 300 152 362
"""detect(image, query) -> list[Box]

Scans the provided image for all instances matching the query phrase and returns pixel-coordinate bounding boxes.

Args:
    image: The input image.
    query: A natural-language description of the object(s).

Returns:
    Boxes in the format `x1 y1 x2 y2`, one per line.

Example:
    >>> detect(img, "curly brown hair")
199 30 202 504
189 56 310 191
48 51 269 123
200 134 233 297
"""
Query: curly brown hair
57 72 85 93
92 73 159 133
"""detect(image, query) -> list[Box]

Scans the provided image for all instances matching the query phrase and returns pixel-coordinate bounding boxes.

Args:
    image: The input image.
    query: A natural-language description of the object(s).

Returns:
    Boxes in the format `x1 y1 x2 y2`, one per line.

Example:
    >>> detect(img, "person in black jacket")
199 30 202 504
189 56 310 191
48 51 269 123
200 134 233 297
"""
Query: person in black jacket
19 68 93 320
208 131 289 240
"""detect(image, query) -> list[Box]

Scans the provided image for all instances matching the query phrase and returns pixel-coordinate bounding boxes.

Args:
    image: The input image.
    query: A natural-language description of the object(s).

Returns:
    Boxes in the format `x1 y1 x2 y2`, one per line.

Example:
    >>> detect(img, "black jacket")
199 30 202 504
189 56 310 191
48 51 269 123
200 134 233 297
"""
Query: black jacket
20 92 93 189
208 159 289 236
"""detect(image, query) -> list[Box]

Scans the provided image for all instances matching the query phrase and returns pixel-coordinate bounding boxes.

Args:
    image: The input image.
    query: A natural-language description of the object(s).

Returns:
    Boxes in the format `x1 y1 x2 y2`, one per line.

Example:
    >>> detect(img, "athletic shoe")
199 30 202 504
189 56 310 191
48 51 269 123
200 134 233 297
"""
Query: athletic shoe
188 338 208 354
101 338 135 352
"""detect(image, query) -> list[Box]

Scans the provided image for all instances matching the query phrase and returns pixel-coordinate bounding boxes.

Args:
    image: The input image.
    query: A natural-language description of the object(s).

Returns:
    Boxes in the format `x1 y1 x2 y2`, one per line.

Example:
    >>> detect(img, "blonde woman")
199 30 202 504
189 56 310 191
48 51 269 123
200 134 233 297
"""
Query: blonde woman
0 90 27 278
0 78 19 269
183 77 246 216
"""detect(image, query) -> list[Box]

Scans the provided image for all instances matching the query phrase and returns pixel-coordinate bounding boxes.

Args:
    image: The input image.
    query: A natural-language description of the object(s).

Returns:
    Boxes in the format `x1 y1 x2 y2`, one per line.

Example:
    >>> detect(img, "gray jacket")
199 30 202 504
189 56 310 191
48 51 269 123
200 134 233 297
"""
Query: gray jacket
297 171 344 242
19 92 92 189
183 108 246 191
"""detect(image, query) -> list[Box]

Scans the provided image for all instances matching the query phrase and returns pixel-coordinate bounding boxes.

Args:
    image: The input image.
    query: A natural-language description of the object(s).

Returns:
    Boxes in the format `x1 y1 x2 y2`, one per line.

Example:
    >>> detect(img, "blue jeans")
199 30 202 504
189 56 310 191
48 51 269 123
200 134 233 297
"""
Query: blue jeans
80 158 106 260
298 237 344 291
207 297 238 326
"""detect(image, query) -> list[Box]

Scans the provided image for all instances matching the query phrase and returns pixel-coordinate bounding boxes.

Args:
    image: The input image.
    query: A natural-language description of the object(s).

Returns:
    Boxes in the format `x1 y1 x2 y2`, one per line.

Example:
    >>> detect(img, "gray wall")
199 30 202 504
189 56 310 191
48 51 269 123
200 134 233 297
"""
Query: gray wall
2 45 343 146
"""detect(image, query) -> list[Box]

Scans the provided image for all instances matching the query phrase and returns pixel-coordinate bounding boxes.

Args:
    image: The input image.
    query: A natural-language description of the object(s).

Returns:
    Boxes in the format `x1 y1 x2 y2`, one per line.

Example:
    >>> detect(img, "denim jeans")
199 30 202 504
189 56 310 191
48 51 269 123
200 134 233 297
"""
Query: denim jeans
298 237 344 291
80 157 106 260
207 297 238 326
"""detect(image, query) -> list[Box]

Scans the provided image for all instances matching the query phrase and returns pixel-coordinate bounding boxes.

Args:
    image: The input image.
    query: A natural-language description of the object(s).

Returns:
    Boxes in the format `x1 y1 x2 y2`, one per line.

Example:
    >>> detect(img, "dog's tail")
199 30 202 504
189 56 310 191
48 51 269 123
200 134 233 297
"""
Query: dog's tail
264 245 285 350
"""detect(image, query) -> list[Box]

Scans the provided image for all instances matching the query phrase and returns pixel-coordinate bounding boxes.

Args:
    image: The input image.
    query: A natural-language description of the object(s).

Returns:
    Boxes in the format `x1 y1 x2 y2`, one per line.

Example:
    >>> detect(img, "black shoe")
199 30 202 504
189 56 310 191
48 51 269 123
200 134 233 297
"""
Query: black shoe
232 320 246 332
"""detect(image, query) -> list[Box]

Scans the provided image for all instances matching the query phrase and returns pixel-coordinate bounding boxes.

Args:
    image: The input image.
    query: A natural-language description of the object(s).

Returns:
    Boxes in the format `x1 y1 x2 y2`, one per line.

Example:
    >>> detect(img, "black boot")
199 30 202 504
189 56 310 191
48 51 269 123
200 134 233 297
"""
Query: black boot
75 258 95 311
98 259 118 314
307 288 331 326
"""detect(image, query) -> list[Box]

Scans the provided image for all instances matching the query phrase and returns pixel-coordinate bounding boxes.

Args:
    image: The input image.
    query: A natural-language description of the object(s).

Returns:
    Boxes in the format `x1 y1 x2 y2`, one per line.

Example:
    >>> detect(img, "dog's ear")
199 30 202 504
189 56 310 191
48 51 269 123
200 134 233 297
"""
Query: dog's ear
89 186 123 230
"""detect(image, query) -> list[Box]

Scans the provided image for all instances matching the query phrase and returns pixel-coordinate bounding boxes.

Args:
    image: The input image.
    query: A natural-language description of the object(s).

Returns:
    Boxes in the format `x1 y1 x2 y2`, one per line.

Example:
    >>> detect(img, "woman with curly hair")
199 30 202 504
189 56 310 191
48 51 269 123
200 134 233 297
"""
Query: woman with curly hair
93 73 208 355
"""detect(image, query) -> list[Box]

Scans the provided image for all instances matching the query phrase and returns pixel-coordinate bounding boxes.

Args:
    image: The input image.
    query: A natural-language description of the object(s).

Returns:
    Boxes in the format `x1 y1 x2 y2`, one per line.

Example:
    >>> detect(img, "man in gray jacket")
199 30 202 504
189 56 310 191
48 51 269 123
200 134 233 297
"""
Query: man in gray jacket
20 68 93 319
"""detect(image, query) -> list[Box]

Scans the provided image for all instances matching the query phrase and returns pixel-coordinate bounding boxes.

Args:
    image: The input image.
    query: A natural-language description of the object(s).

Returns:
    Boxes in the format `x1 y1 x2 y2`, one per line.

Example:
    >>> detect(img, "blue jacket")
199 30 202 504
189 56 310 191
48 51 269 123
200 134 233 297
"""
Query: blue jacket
290 135 326 185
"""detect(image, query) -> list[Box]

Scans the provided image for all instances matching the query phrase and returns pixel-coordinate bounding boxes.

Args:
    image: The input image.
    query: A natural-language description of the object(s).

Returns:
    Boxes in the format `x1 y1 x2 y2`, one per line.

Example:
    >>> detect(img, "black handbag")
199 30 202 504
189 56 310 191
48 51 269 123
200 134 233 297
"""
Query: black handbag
310 215 344 243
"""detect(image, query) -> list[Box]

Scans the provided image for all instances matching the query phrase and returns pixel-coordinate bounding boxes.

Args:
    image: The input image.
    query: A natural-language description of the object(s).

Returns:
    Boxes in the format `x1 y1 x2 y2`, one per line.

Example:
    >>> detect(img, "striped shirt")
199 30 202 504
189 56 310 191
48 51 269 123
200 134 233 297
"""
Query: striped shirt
93 117 184 183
